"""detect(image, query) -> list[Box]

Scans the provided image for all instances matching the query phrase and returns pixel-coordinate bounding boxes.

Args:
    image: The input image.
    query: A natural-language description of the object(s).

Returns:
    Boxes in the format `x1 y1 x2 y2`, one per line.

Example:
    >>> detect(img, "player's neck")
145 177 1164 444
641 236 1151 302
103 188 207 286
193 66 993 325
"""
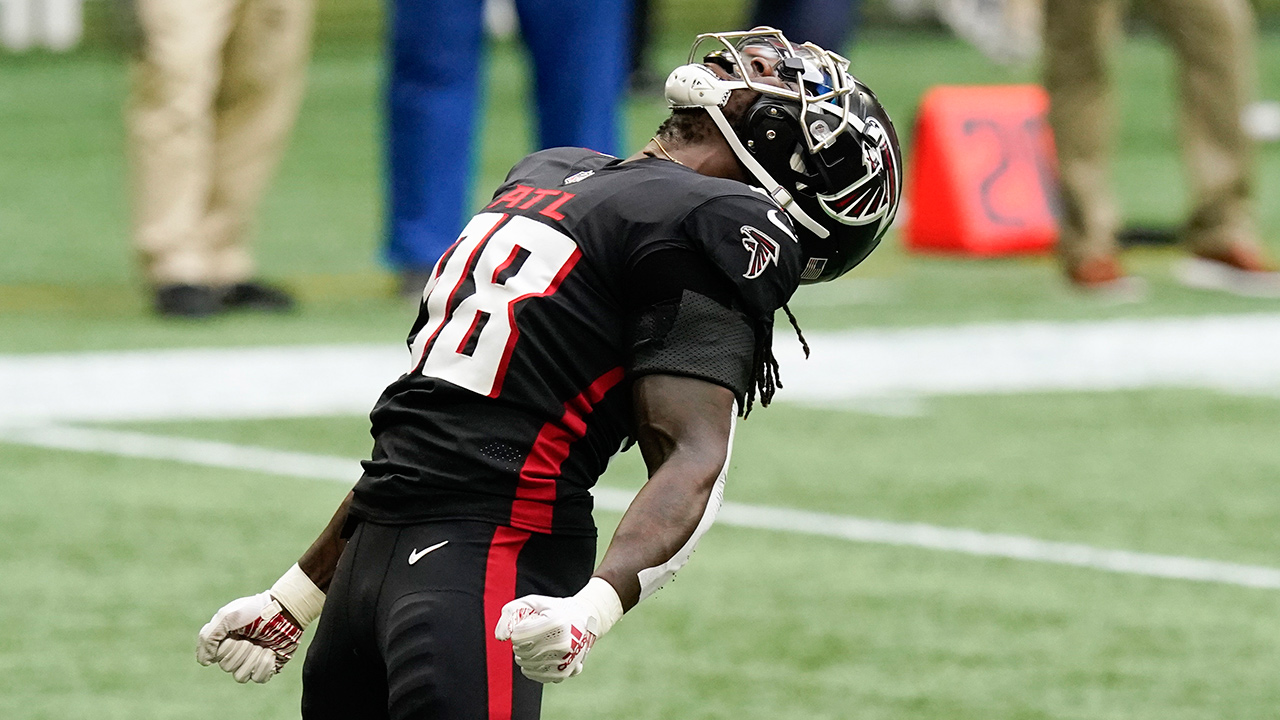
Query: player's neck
628 138 748 183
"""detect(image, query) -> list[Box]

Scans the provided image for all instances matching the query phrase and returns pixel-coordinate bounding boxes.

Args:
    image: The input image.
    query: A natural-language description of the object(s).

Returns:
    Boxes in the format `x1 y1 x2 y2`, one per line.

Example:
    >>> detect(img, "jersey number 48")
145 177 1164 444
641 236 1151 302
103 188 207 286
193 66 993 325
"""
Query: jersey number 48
408 213 581 397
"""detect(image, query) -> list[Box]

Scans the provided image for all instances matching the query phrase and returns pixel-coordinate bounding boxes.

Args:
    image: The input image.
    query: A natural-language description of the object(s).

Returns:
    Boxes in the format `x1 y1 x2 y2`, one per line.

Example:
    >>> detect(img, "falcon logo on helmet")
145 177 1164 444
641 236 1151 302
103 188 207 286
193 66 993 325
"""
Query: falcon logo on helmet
663 27 903 284
818 117 900 230
740 225 781 279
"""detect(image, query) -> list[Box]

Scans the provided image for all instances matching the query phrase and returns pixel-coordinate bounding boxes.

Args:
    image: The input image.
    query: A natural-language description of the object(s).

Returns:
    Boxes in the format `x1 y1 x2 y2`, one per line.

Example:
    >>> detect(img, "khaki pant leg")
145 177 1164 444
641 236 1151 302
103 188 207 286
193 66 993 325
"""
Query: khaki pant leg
1144 0 1258 254
1043 0 1124 269
127 0 238 285
203 0 315 285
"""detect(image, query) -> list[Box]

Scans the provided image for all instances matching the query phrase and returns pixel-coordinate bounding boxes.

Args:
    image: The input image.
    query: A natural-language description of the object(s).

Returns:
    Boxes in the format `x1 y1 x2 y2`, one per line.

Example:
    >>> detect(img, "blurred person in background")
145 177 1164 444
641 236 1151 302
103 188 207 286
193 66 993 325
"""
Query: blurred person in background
127 0 312 318
386 0 630 299
628 0 661 93
748 0 863 53
932 0 1043 63
1044 0 1280 297
0 0 83 51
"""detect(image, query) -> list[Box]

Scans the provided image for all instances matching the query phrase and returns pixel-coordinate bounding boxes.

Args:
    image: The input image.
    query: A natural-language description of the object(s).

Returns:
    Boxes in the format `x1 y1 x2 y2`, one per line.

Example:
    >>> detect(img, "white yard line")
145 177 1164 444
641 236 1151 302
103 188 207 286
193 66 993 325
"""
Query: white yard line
4 423 1278 591
0 344 406 423
775 313 1280 399
0 423 364 481
2 314 1279 423
2 315 1278 585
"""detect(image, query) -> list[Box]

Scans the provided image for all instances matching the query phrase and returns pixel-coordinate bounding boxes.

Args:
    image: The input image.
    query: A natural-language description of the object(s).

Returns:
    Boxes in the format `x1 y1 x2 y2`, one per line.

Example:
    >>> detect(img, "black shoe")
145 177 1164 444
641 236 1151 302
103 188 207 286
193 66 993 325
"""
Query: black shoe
220 281 296 312
154 284 223 318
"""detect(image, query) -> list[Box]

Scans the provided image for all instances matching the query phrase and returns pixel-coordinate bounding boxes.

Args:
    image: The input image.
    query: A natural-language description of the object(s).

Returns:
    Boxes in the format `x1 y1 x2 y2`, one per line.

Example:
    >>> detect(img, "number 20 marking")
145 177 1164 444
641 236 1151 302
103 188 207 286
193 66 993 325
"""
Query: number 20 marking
408 213 580 398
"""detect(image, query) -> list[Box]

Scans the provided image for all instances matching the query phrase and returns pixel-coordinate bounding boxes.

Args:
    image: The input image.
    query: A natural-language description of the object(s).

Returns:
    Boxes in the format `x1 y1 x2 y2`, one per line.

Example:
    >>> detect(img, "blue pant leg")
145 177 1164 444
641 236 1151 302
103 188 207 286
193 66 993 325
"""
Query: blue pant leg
789 0 860 52
750 0 861 52
514 0 629 155
751 0 800 34
385 0 486 271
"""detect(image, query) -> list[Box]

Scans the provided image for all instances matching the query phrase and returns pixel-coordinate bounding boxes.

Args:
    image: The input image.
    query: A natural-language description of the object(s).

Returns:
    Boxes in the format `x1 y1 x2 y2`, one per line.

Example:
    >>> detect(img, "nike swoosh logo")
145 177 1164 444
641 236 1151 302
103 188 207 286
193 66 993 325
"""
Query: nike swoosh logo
408 540 449 565
767 210 798 242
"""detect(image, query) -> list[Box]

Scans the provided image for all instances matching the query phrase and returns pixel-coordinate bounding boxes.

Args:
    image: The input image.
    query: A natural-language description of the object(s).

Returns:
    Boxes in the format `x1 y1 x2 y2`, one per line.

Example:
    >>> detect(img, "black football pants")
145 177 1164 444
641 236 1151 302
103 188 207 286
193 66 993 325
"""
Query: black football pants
301 520 595 720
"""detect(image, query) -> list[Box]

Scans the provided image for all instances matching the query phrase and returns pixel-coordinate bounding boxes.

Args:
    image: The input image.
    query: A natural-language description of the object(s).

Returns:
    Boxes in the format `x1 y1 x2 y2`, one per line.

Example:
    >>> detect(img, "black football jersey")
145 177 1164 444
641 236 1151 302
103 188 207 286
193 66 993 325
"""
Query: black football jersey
350 147 803 535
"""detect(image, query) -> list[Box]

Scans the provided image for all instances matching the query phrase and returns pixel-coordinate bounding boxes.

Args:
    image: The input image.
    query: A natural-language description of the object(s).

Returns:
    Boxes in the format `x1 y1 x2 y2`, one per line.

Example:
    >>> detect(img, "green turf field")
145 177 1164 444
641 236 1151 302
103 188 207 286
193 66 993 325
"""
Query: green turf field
3 17 1280 720
5 395 1280 719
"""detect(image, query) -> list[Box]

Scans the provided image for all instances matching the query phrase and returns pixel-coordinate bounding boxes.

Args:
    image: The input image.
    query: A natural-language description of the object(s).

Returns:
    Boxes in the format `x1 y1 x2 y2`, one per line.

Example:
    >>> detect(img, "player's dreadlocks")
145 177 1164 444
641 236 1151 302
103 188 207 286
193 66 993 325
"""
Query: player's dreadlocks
743 304 808 417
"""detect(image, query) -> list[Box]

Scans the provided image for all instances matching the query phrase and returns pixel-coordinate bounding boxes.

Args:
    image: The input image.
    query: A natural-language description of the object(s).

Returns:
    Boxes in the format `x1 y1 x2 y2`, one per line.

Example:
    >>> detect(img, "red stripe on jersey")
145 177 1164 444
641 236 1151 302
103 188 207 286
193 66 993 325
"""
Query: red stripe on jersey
490 245 523 284
486 248 583 398
483 525 531 720
413 215 509 373
455 310 488 355
510 366 626 533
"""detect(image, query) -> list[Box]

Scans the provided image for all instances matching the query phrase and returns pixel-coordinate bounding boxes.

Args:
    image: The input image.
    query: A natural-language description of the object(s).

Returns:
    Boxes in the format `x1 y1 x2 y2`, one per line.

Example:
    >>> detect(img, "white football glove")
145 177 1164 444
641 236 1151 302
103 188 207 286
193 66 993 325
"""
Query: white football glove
494 577 623 684
196 592 300 683
196 564 325 684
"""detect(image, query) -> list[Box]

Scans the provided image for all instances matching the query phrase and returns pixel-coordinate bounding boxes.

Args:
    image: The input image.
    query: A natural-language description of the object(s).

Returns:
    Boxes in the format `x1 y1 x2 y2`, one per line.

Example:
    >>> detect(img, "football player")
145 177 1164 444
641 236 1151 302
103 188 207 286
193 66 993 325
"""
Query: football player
196 27 901 718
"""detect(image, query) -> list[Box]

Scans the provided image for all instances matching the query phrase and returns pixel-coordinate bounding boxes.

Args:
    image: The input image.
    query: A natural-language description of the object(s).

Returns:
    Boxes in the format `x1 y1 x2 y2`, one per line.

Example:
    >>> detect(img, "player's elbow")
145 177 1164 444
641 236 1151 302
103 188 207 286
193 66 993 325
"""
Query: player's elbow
677 438 730 490
636 420 730 485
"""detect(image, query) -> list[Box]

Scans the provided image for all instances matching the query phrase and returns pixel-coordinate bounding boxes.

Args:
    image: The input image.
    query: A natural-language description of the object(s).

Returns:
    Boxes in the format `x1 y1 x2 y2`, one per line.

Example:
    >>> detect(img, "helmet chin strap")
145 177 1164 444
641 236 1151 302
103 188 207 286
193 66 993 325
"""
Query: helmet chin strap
704 105 831 239
666 63 830 239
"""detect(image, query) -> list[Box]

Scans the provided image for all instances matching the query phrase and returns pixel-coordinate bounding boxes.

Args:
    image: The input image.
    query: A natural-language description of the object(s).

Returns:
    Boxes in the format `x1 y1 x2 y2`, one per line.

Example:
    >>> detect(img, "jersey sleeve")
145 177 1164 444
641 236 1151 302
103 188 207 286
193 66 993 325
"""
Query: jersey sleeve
624 249 757 401
680 193 804 319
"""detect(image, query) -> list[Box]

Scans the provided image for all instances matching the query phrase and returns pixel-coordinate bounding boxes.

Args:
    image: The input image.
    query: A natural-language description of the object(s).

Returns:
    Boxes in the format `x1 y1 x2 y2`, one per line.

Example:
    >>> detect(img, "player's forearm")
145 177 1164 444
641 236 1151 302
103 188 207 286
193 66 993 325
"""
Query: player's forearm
594 375 736 610
593 446 727 610
296 491 354 592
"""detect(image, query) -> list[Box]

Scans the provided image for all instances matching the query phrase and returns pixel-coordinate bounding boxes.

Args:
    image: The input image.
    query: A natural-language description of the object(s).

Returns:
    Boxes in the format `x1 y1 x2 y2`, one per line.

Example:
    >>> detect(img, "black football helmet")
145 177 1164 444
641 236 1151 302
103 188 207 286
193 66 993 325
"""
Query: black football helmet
664 28 902 283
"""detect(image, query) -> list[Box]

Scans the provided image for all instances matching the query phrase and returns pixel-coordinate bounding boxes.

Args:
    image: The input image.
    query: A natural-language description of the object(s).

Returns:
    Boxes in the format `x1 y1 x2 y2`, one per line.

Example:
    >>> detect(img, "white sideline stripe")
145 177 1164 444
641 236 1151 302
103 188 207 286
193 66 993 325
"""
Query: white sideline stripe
712 504 1280 589
0 424 364 481
2 313 1280 423
772 313 1280 399
5 423 1279 591
0 345 406 423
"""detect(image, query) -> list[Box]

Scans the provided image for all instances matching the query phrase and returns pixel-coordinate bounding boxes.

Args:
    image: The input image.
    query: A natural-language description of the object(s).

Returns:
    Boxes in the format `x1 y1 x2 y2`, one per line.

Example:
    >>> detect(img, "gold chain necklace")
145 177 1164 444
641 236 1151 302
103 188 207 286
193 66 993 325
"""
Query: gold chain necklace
650 136 686 166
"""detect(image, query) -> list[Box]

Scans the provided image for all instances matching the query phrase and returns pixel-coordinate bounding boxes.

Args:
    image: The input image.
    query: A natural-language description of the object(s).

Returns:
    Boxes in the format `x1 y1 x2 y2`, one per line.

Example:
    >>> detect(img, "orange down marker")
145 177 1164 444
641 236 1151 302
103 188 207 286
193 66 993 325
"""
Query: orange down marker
904 85 1061 256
